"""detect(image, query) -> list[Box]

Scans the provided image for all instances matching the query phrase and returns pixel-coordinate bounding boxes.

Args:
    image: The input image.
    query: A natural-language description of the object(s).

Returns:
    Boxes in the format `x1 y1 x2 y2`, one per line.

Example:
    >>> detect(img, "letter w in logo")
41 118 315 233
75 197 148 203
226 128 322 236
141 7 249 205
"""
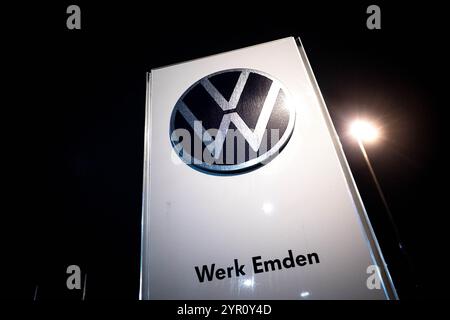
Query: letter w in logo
175 70 282 160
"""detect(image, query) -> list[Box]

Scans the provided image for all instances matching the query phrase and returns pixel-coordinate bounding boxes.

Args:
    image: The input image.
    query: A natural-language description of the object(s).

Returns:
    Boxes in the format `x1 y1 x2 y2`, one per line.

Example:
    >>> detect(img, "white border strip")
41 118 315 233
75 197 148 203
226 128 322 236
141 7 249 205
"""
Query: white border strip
140 72 152 300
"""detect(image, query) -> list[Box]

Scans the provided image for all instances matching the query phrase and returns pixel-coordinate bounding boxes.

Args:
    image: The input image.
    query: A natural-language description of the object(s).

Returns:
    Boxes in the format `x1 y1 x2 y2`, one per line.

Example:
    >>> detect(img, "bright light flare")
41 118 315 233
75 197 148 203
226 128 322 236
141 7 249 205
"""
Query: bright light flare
241 278 254 289
262 202 274 215
300 291 310 298
350 120 379 143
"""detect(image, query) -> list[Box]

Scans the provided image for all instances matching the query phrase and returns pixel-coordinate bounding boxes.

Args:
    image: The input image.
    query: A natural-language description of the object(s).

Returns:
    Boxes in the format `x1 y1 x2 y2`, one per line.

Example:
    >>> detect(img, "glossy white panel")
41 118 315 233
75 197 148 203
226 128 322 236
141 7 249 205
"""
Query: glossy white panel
141 37 397 299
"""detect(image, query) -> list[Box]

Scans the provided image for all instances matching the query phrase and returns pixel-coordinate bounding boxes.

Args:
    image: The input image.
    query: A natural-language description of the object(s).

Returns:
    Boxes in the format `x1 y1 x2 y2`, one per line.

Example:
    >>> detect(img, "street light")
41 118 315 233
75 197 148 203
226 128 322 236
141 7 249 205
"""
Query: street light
350 120 379 143
349 120 404 250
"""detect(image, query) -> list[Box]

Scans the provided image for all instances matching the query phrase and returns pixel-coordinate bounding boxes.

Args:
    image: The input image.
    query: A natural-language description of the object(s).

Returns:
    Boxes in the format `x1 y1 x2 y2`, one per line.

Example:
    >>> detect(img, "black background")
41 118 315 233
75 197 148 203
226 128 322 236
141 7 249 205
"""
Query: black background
4 1 448 300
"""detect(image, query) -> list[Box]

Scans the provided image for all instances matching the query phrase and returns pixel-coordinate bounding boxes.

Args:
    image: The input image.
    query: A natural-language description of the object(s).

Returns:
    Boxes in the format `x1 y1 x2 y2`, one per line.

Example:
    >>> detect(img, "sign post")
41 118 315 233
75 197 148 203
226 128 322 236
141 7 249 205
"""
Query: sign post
140 37 397 299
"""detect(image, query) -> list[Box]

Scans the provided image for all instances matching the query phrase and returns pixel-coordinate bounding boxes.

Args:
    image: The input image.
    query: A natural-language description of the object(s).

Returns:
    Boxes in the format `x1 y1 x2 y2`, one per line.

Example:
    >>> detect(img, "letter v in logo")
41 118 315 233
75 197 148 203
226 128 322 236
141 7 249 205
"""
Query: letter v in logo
170 69 296 173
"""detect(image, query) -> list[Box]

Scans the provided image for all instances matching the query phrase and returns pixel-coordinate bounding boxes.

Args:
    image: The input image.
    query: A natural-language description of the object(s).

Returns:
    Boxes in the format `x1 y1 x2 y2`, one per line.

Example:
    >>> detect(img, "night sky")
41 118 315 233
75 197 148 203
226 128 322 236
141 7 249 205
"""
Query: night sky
5 2 447 300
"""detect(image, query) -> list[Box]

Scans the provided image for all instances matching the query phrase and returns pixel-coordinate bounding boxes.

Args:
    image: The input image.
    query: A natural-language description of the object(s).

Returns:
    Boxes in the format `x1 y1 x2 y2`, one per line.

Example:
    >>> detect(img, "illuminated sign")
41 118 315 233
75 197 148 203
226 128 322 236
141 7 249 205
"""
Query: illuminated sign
140 37 397 299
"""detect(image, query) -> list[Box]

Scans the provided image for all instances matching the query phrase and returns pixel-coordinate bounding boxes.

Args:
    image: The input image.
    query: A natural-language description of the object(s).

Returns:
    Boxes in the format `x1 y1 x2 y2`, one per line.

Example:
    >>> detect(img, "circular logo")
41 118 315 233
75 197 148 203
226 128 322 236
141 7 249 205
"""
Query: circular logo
170 69 295 173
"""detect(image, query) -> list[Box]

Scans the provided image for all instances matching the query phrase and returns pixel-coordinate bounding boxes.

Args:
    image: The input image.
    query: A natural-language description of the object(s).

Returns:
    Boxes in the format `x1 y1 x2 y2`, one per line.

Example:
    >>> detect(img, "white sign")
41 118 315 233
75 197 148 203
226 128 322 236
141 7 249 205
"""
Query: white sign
140 37 397 299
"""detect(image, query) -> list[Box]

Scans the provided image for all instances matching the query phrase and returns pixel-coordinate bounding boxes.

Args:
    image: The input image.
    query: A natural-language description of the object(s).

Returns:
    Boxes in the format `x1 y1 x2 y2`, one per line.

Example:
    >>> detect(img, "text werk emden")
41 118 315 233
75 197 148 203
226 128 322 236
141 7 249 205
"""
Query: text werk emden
194 250 320 283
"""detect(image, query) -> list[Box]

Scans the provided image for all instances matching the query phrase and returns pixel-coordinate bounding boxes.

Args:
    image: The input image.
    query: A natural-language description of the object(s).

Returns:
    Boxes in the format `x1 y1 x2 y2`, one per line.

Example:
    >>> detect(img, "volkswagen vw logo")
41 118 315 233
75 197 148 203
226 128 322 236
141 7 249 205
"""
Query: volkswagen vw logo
170 69 296 173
